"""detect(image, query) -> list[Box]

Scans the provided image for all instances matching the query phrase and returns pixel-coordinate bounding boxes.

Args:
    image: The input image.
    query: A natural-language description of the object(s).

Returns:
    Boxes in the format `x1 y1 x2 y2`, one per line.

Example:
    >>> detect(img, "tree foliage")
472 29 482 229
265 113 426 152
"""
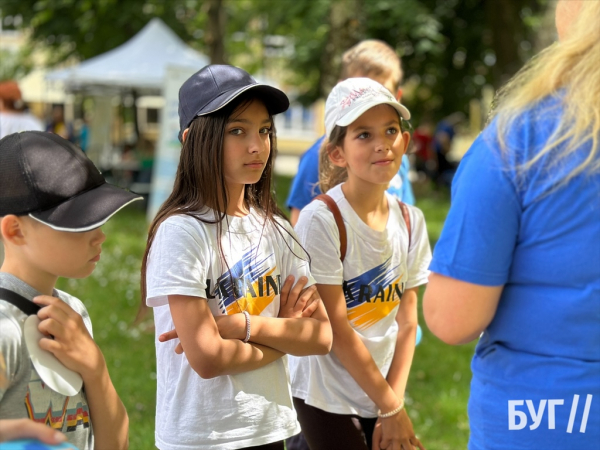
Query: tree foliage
0 0 191 63
1 0 551 118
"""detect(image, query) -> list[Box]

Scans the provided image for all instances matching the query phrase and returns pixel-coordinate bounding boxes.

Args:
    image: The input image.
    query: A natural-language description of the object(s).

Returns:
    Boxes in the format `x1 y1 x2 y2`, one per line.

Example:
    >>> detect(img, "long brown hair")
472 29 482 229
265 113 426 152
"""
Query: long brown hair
138 92 304 318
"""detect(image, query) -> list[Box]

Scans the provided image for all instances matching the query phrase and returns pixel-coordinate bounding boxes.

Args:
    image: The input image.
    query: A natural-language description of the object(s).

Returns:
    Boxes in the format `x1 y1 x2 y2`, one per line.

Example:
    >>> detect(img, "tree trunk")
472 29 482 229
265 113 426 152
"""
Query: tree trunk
319 0 363 96
485 0 528 87
206 0 227 64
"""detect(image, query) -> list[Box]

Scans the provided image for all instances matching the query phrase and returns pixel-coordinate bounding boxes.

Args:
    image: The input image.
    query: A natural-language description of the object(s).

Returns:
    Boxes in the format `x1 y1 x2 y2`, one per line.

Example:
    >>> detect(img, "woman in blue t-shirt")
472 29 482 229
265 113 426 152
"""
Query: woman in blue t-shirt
424 1 599 449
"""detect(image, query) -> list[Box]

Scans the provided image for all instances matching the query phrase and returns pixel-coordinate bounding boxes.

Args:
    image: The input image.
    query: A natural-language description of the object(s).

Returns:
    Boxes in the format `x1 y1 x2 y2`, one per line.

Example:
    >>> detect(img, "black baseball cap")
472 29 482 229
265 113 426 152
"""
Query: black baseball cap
178 64 290 142
0 131 143 232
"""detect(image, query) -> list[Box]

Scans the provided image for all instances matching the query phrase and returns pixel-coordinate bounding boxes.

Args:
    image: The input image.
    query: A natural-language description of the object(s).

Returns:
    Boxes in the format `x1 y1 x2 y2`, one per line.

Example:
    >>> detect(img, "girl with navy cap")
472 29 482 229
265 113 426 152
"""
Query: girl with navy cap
141 65 332 450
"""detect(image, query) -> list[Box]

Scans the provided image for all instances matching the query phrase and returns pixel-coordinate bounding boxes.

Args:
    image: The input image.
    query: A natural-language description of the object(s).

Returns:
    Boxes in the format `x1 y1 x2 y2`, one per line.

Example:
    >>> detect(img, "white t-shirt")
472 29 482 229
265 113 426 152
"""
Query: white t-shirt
0 112 44 139
289 184 431 417
146 208 313 450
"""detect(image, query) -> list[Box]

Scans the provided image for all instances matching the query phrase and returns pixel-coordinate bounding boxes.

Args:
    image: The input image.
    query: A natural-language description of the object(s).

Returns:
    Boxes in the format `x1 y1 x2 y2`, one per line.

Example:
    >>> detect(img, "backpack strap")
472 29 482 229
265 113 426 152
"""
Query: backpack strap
0 287 41 316
397 200 412 251
314 194 347 262
314 195 412 263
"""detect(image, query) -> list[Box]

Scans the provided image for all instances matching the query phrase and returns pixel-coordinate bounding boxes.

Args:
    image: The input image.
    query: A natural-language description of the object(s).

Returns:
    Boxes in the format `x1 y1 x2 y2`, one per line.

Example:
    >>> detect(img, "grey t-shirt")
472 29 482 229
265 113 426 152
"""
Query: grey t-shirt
0 272 94 450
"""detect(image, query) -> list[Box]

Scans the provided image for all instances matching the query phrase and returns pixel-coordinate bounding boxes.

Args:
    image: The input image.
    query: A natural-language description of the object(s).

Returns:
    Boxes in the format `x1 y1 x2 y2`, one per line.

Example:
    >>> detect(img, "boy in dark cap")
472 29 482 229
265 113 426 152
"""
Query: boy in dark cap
0 131 141 449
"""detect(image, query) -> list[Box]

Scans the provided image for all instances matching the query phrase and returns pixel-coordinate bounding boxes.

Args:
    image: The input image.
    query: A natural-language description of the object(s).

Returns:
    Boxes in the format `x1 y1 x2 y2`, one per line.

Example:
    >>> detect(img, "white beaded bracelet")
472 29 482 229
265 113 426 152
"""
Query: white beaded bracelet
242 311 251 343
378 398 405 418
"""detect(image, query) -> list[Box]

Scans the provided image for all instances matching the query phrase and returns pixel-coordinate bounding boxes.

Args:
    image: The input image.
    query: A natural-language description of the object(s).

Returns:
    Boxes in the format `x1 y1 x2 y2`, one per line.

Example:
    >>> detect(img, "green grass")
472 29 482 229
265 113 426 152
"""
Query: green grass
55 177 472 450
410 181 474 450
55 207 155 449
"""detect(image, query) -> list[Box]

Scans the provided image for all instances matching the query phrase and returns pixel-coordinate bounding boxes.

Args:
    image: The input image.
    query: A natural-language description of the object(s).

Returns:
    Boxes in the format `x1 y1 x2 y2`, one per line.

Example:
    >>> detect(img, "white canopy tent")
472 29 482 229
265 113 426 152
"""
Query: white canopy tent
45 18 208 172
46 17 208 92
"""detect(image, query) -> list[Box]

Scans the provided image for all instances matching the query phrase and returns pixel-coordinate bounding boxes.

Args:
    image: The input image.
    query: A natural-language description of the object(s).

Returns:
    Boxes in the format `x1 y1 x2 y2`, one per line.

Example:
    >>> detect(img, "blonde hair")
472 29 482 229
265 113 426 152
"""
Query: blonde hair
340 40 403 89
491 0 600 185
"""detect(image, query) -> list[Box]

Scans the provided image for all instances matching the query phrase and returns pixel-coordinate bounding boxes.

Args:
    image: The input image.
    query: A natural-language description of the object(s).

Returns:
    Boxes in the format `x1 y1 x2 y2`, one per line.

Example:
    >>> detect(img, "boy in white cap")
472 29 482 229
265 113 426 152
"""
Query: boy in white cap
0 131 142 449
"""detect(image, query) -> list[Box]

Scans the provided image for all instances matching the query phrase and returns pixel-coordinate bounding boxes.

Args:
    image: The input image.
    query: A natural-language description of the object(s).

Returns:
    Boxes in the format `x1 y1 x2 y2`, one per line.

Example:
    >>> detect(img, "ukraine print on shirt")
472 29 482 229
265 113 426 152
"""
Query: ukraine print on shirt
205 248 281 315
343 257 404 331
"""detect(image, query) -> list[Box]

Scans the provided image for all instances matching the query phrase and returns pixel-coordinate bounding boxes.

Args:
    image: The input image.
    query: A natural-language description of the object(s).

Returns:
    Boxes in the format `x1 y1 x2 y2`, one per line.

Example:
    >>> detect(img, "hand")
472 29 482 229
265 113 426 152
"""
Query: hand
0 418 67 444
278 275 321 319
373 408 425 450
158 329 183 354
33 295 105 381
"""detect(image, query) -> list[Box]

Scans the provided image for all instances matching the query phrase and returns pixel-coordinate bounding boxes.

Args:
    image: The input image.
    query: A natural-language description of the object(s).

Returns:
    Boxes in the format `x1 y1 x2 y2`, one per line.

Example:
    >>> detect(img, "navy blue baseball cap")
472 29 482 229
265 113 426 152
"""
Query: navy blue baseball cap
178 64 290 142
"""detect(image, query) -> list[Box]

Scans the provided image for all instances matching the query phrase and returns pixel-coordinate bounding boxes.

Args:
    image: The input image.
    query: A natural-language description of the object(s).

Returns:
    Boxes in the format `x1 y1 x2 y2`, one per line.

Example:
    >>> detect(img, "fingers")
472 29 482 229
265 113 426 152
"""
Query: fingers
397 436 425 450
37 317 68 339
34 295 81 339
0 418 67 444
33 295 73 316
35 296 72 323
279 275 295 307
411 437 426 450
295 284 316 310
300 289 321 317
371 422 383 450
400 440 412 450
288 276 309 308
37 336 62 354
158 329 179 342
158 329 183 354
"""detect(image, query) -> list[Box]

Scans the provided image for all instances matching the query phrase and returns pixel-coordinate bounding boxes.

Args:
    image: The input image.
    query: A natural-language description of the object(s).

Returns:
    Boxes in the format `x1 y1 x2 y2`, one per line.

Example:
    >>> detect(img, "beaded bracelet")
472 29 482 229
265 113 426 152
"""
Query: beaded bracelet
377 398 405 418
242 310 251 343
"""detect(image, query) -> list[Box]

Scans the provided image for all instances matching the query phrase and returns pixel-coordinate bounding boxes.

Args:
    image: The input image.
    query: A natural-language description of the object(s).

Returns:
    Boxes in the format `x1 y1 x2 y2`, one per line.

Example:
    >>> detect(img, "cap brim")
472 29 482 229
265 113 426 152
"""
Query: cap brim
29 183 143 232
198 84 290 118
336 101 411 129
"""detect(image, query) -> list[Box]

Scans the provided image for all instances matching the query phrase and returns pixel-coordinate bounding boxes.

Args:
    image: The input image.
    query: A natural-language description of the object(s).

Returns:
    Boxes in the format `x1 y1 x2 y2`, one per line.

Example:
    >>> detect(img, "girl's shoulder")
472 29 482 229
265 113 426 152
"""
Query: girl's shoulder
296 194 341 231
402 202 427 225
300 184 345 219
158 212 215 238
385 192 428 231
270 213 302 243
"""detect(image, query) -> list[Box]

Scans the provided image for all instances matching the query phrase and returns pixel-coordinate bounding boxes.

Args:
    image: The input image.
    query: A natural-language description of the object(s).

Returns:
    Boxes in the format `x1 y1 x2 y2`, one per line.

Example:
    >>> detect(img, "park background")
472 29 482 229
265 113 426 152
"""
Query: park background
0 0 559 448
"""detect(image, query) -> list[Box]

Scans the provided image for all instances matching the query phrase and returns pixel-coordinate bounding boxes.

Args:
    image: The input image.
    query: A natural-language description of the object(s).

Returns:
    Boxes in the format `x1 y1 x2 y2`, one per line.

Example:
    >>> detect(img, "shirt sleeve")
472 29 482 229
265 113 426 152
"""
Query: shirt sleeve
286 139 323 210
295 204 344 285
429 133 521 286
146 220 210 306
0 311 21 401
405 206 432 289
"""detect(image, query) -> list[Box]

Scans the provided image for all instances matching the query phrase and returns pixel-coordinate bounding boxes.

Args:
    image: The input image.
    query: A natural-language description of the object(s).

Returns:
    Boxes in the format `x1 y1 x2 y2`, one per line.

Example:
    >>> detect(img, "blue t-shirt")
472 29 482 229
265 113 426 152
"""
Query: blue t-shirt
286 136 414 210
286 136 325 210
430 95 600 450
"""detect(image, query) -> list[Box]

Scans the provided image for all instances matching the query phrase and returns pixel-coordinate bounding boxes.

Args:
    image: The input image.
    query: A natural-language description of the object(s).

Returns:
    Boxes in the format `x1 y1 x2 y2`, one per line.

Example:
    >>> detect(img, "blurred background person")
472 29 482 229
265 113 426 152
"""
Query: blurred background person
0 80 43 139
424 1 599 449
411 116 436 182
45 104 75 142
0 80 44 267
431 112 464 188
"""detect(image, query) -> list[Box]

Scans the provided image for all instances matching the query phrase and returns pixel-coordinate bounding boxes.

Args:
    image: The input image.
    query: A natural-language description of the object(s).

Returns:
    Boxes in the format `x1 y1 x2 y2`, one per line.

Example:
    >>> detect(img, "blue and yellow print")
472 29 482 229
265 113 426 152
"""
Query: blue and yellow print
206 248 281 316
343 257 404 331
